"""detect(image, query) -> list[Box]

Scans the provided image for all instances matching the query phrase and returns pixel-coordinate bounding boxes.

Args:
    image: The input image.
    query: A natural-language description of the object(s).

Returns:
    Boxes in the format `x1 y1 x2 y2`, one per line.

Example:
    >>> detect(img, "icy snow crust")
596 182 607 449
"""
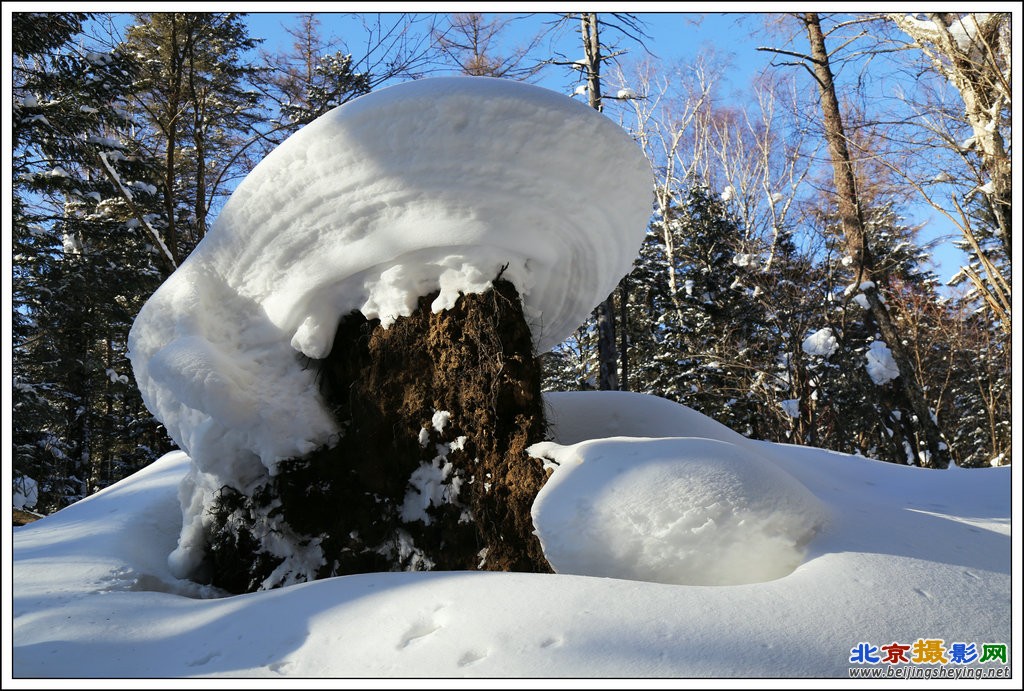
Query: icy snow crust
127 78 652 576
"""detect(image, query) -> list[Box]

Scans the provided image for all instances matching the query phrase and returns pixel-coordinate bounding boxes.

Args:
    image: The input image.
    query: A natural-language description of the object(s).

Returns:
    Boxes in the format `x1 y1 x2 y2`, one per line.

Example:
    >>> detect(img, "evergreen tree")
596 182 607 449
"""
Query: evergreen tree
257 13 371 137
798 199 949 465
13 12 170 511
125 12 264 260
541 322 600 392
942 311 1011 467
623 185 771 436
743 225 829 448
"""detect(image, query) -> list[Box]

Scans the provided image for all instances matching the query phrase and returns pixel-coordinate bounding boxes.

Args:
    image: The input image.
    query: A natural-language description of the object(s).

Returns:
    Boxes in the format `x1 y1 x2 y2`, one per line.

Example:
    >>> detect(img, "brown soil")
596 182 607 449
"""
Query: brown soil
205 279 552 593
13 508 42 526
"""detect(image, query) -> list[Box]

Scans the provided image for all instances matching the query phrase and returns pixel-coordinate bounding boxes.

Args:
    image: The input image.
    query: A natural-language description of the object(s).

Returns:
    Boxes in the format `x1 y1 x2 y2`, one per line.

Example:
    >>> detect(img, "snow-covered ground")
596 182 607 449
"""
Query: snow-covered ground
10 390 1014 681
8 76 1015 684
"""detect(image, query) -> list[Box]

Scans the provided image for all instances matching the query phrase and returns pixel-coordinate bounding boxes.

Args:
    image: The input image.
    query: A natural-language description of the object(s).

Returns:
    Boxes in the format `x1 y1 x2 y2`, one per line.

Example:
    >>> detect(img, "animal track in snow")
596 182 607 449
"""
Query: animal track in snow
268 659 296 675
398 607 446 650
187 651 221 667
457 649 489 666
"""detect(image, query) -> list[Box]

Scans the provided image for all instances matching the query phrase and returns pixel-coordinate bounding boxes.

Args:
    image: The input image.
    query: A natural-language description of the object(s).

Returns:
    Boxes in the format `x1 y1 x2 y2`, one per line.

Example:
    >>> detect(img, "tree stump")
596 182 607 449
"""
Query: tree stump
204 279 552 593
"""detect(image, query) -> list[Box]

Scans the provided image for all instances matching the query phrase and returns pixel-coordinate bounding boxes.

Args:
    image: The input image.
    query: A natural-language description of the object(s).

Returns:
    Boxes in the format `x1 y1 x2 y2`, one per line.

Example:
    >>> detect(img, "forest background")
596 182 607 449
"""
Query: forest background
7 8 1017 515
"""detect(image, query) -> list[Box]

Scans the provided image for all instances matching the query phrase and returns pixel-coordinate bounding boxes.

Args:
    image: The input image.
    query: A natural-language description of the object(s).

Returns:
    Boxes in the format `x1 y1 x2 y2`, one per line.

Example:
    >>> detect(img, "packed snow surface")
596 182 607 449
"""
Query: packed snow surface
11 391 1013 679
126 77 652 580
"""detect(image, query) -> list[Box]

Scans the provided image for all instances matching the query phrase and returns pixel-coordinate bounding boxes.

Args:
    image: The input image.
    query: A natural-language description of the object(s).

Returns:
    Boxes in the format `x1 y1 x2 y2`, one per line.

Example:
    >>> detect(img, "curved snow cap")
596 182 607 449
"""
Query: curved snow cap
128 77 652 473
216 75 651 357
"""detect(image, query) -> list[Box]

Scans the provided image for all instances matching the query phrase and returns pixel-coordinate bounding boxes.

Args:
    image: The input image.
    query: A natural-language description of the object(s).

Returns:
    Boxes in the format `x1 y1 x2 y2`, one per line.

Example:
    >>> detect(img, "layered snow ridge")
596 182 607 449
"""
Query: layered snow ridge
126 77 652 578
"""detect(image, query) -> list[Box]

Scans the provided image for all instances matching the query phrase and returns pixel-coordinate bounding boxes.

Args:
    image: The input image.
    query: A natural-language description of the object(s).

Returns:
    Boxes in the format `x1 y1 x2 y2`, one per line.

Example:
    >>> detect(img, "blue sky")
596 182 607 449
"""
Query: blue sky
81 9 969 286
240 10 970 286
244 11 773 91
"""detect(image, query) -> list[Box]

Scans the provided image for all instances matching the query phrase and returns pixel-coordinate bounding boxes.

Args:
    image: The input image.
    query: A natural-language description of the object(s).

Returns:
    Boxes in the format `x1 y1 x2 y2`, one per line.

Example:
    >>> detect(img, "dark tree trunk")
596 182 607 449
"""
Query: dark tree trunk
804 12 950 469
580 12 619 391
595 294 619 391
618 282 629 391
205 279 553 593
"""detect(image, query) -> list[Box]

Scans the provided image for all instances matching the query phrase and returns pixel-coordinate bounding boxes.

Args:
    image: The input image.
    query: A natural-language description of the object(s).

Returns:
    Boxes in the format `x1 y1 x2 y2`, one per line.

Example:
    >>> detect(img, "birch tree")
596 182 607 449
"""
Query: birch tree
885 12 1011 333
614 57 715 325
556 12 650 390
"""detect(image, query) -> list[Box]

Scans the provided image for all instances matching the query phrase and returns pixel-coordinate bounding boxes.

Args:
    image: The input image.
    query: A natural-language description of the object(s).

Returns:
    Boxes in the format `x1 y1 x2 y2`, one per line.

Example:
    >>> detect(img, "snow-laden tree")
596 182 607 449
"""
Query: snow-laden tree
880 13 1012 470
760 12 951 468
623 185 775 437
888 13 1011 268
256 13 371 136
799 199 950 466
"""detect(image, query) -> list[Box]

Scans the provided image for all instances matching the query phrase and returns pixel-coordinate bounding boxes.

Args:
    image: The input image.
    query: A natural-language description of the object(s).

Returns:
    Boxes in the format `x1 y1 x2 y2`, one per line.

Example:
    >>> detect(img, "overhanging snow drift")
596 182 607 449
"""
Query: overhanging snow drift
129 76 651 475
127 77 652 581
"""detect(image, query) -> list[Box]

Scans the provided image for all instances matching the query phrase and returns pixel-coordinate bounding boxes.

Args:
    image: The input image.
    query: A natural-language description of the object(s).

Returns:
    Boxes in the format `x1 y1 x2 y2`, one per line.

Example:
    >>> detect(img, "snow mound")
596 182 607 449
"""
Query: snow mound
530 436 828 586
11 391 1011 678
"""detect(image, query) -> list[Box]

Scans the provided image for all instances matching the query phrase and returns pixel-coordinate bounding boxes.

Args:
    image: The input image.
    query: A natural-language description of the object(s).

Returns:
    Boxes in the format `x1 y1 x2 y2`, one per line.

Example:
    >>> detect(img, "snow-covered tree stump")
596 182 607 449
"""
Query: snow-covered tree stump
204 280 551 592
128 77 652 594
